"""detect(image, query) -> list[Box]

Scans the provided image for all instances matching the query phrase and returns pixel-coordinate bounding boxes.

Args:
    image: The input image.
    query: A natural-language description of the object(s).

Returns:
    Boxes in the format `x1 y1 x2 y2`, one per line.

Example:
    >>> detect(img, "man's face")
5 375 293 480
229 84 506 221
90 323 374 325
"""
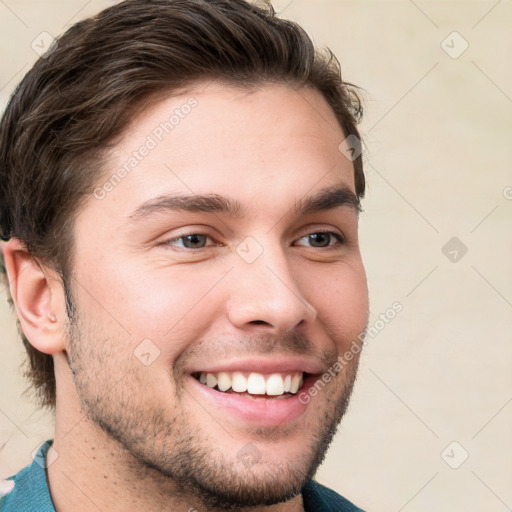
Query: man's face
64 83 368 509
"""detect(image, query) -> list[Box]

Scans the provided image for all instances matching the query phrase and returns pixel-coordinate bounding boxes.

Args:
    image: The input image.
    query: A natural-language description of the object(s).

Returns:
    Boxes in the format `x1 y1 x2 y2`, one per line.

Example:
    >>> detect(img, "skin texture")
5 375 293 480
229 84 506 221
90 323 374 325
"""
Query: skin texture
3 82 369 512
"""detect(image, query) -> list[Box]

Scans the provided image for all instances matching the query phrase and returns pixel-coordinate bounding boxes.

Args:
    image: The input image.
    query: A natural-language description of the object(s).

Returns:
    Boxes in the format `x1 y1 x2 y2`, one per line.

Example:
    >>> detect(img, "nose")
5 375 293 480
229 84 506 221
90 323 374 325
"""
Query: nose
226 240 317 334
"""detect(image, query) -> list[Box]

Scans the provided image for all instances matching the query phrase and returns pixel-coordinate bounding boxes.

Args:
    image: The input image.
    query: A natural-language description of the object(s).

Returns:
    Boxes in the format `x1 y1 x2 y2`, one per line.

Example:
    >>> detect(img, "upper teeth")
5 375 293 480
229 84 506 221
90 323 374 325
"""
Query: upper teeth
197 371 304 396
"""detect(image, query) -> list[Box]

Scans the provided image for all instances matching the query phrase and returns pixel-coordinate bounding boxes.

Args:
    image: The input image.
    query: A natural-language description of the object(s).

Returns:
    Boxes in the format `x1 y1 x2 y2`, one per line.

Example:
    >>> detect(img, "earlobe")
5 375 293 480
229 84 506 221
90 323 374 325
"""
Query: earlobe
1 238 66 354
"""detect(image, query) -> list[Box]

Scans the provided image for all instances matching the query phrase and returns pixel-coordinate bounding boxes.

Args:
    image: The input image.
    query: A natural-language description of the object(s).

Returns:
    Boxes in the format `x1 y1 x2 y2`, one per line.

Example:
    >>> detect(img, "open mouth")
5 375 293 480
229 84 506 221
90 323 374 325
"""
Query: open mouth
189 365 322 426
191 371 309 400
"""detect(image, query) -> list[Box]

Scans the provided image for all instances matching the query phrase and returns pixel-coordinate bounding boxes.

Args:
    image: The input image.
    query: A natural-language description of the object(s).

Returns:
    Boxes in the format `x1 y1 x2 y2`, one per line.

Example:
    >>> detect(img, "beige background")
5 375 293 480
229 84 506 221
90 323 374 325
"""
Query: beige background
1 1 511 510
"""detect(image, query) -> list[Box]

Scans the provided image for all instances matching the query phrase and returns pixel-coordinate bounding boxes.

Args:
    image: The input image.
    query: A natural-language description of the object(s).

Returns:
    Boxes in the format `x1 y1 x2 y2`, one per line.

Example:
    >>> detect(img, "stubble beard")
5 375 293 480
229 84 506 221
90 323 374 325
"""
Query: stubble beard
65 307 361 510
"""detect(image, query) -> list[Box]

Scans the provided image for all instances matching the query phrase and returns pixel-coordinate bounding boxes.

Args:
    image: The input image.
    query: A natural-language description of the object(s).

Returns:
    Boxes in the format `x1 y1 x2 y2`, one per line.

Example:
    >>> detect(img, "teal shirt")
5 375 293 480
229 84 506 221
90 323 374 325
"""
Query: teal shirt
1 441 365 511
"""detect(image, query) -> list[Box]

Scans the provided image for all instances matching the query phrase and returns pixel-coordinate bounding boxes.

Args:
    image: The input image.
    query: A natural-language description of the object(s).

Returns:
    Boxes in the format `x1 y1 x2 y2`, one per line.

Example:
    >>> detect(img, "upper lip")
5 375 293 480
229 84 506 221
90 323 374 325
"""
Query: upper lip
187 356 325 375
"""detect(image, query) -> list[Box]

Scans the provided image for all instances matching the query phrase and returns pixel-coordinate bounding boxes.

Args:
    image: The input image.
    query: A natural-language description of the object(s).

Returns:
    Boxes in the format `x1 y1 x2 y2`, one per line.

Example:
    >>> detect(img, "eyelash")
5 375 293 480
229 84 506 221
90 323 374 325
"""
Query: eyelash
163 230 345 250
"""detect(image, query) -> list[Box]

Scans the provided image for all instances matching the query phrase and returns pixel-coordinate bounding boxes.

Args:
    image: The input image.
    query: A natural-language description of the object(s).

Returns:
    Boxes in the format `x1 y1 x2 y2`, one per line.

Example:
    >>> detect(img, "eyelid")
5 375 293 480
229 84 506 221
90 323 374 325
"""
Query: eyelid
294 223 346 242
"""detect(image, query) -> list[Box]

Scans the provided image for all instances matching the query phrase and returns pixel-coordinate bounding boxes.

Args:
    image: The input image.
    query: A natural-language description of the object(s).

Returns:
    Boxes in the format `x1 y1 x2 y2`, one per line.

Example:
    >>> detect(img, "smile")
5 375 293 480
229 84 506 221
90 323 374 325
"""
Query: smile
192 370 306 398
188 359 325 427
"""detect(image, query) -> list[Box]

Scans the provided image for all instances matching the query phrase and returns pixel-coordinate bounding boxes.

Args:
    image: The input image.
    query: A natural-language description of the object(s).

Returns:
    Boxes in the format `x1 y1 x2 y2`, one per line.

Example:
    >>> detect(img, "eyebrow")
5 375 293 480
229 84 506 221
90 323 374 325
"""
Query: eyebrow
127 184 361 223
293 185 361 216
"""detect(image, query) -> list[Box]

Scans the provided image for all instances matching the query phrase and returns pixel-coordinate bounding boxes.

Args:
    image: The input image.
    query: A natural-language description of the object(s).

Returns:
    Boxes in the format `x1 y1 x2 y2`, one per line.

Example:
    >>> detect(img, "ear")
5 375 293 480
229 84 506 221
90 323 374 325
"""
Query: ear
1 238 67 354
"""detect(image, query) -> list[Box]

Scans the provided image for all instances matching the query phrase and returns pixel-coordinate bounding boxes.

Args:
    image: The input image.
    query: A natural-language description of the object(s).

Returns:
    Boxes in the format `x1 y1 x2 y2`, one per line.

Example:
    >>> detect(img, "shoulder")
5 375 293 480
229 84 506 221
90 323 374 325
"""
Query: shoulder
0 441 56 512
301 479 366 512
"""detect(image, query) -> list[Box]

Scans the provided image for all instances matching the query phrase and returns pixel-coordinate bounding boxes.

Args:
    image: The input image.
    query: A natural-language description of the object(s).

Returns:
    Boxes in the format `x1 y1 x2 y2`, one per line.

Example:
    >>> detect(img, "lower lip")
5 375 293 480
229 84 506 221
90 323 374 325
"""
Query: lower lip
188 374 318 427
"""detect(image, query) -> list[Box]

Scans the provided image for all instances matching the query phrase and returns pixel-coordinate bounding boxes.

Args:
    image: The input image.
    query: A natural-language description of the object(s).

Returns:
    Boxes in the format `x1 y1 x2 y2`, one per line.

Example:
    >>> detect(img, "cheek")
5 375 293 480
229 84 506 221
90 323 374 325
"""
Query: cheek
92 261 228 352
307 261 368 345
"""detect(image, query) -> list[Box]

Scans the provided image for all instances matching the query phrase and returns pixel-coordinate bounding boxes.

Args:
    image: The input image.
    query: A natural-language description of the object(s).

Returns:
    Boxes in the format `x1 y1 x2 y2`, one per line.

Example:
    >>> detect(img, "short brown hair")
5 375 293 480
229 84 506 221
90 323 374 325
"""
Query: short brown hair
0 0 365 409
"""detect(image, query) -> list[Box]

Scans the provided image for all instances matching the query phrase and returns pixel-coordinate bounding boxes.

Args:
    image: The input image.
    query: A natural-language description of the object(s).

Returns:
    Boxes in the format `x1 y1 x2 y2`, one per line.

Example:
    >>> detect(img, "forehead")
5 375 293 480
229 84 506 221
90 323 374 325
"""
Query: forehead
86 82 357 229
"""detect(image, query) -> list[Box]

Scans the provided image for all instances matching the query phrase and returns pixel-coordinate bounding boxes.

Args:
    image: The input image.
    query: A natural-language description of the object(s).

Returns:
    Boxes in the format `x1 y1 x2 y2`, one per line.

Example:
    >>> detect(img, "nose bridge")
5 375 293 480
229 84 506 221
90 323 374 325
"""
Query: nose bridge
226 234 316 331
